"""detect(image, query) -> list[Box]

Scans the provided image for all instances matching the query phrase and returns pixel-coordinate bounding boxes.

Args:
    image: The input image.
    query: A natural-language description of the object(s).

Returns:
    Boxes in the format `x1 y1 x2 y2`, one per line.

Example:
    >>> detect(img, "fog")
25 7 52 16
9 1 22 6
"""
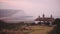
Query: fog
0 0 60 18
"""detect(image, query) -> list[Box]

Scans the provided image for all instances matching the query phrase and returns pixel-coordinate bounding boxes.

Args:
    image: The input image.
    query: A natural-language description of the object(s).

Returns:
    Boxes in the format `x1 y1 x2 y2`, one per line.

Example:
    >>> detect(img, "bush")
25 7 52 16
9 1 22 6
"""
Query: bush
0 20 6 30
48 18 60 34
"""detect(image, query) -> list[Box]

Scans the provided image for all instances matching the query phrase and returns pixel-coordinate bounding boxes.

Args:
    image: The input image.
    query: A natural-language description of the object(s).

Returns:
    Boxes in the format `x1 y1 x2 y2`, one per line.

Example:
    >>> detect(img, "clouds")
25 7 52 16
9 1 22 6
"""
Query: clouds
0 9 21 17
0 0 60 18
0 0 33 9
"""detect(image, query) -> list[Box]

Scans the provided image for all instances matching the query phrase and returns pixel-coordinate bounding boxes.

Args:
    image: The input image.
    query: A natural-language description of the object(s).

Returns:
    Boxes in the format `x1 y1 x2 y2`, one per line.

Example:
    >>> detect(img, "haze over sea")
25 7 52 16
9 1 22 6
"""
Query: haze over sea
0 0 60 22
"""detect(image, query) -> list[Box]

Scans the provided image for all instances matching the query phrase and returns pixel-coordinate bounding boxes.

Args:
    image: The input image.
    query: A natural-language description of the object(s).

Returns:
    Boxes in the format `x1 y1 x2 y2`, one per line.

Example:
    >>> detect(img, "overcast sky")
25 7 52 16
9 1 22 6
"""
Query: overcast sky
0 0 60 18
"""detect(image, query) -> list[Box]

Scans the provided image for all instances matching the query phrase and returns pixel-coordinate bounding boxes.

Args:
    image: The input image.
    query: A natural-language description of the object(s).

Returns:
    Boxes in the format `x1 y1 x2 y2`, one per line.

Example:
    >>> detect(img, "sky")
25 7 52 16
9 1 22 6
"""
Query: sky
0 0 60 18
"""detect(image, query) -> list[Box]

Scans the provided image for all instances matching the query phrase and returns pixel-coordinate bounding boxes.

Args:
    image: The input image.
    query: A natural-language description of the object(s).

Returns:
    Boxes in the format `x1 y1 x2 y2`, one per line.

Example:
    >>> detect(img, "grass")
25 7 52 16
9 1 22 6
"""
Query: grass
0 25 55 34
23 25 55 34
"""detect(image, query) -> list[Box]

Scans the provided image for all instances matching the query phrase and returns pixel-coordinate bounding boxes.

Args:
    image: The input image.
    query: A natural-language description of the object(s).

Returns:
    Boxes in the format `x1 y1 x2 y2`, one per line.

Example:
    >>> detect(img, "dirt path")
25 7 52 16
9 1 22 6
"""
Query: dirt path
28 25 55 34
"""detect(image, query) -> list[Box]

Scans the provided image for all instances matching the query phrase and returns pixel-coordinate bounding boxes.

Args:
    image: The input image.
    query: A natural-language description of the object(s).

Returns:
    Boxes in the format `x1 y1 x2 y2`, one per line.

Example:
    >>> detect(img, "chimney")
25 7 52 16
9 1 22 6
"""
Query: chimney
51 14 52 18
43 14 45 18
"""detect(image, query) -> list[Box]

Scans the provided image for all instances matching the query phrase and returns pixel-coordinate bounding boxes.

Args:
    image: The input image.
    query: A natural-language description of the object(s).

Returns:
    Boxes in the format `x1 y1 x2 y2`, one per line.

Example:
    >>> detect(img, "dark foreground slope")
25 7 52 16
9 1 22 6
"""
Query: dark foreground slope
48 18 60 34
